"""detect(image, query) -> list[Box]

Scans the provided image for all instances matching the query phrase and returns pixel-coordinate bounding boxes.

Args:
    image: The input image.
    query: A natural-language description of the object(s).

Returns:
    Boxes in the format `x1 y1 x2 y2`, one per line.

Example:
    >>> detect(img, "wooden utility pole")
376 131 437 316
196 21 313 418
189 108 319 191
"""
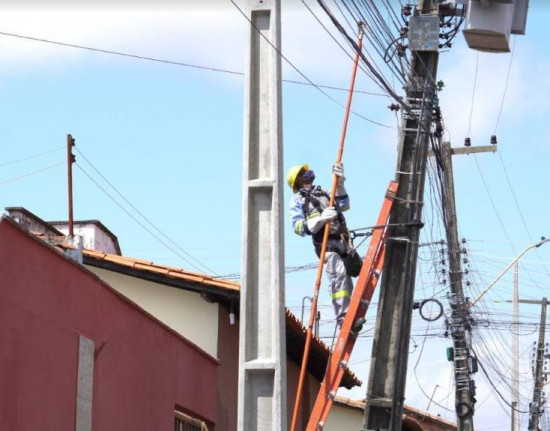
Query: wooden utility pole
67 134 76 239
362 1 439 429
528 297 547 431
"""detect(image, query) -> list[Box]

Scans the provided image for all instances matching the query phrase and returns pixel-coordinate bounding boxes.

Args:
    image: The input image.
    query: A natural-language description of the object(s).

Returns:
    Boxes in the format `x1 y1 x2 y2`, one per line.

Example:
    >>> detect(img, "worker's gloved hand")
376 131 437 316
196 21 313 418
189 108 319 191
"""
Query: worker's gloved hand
333 163 347 196
333 163 345 181
321 207 337 221
307 207 338 234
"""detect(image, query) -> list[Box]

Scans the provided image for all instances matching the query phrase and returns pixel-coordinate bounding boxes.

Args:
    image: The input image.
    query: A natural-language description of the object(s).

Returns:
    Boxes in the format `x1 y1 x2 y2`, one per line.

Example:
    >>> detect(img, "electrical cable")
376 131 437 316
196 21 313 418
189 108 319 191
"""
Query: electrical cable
301 0 389 96
75 163 219 275
229 0 393 129
494 36 516 135
0 146 64 168
472 347 530 413
0 161 64 185
471 153 546 293
0 30 384 97
316 0 408 102
488 34 550 282
75 148 219 276
460 41 547 295
412 317 456 413
466 52 479 138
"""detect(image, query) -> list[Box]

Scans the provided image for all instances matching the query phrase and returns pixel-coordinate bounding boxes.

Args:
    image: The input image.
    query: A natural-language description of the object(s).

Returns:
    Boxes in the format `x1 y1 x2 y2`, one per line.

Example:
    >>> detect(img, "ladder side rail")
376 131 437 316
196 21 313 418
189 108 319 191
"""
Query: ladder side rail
309 246 388 431
306 182 397 431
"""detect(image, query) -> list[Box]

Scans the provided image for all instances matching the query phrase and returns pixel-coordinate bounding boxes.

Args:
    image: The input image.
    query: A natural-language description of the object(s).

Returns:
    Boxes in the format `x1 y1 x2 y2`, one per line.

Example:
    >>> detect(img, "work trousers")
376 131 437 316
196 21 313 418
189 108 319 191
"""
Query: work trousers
324 251 354 327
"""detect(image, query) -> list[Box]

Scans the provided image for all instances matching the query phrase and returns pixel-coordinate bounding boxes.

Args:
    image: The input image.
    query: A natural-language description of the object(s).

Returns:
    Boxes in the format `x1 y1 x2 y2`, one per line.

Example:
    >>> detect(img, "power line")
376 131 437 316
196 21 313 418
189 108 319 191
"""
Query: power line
0 161 64 185
229 0 393 128
0 30 386 97
75 161 219 276
463 51 546 291
0 146 64 168
494 35 516 135
75 148 219 275
489 33 550 280
466 52 479 138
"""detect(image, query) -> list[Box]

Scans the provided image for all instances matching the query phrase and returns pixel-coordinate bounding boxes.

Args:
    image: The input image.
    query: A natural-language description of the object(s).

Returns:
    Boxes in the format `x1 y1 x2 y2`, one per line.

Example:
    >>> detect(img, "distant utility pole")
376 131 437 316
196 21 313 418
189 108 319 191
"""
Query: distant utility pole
439 140 495 430
362 0 439 429
511 263 519 431
237 1 287 430
528 297 548 431
67 133 76 239
503 297 549 430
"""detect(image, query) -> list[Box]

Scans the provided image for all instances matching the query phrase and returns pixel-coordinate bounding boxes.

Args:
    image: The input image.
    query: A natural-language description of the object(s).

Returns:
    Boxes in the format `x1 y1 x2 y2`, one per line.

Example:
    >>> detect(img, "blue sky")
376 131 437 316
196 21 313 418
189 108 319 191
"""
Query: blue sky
1 1 550 429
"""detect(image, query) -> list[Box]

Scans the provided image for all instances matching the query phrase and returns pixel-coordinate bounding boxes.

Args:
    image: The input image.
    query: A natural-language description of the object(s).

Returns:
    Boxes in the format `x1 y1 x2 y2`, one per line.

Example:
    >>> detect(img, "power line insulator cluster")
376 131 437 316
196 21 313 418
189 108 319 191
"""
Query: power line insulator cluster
388 103 400 112
432 104 443 138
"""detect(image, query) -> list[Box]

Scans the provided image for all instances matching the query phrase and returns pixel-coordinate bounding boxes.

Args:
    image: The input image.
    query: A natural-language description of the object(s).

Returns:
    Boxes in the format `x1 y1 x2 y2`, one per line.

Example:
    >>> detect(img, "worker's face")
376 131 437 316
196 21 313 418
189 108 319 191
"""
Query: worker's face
297 169 315 190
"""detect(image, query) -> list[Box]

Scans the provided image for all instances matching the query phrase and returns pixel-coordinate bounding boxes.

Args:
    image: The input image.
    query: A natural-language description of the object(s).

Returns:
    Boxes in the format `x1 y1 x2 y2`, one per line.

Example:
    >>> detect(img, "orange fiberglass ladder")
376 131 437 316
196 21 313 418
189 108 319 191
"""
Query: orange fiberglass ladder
306 180 398 431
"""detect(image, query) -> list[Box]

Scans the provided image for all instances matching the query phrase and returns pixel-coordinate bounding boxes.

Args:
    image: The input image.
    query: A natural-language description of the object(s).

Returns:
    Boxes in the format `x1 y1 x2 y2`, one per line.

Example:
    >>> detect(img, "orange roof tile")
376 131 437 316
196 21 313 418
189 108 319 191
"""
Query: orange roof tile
133 263 170 275
84 249 106 259
334 396 457 428
285 309 362 388
82 247 240 292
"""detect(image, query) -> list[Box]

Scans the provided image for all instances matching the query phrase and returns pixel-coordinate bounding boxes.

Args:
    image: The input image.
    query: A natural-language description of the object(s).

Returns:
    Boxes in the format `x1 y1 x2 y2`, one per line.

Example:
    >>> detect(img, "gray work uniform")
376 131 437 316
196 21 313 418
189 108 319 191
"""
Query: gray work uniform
289 186 353 326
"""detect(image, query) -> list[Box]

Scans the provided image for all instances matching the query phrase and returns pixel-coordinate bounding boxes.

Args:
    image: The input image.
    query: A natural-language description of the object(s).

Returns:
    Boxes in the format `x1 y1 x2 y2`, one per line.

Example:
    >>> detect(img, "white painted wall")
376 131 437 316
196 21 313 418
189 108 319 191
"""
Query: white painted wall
87 266 219 358
324 404 363 431
55 224 119 255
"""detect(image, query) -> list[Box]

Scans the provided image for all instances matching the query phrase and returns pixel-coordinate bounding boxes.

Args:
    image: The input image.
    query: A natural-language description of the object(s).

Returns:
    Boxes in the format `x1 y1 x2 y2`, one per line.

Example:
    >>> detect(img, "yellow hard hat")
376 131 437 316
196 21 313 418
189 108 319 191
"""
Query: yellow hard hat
286 164 308 192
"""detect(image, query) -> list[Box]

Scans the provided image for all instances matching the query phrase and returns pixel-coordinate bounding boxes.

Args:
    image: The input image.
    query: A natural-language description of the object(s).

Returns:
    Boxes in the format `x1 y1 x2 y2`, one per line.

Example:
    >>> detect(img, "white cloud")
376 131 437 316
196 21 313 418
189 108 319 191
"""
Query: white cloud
0 1 383 91
437 34 550 146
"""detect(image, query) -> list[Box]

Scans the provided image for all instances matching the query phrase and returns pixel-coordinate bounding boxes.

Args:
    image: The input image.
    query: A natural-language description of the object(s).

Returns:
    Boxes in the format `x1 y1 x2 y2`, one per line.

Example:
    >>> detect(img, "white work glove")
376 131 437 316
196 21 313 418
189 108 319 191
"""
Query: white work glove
307 207 337 234
333 163 347 196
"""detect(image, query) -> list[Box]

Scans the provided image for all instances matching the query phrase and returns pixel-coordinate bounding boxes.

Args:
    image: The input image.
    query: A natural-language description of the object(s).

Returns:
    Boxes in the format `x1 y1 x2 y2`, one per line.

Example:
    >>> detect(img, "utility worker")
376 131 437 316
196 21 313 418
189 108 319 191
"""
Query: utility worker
287 162 356 328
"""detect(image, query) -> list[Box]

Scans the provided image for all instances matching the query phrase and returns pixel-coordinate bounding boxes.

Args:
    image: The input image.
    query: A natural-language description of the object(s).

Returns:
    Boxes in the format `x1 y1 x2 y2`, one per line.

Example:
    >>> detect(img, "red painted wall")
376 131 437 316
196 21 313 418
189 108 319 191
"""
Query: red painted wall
0 219 217 430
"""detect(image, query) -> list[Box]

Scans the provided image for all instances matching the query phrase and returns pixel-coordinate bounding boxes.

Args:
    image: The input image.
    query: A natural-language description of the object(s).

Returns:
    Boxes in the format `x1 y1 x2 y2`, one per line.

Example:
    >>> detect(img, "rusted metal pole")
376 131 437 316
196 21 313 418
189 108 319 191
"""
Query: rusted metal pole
289 25 364 431
67 134 75 238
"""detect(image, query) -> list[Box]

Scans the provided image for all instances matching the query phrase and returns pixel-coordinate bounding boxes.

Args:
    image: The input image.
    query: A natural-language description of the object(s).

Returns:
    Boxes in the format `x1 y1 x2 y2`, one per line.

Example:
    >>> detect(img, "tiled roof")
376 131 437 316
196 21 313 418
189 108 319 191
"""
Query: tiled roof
334 396 457 428
402 404 457 427
285 309 361 389
82 248 240 292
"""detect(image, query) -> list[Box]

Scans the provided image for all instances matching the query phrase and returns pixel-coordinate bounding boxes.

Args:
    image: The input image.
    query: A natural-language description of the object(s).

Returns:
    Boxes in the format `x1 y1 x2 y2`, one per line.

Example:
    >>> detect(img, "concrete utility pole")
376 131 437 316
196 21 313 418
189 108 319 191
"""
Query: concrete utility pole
503 297 550 429
439 141 477 430
237 1 287 430
511 263 519 431
362 1 439 429
437 139 497 429
528 297 548 431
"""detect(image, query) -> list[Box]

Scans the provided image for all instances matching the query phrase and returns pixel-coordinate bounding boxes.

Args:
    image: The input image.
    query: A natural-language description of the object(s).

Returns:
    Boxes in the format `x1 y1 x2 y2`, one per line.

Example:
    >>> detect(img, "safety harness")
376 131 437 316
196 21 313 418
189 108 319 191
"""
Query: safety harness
299 186 351 257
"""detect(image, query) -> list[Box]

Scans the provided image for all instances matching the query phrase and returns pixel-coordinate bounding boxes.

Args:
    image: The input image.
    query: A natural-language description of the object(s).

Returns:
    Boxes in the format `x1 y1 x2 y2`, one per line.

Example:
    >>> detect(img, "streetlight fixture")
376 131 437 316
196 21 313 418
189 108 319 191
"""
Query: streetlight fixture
469 238 550 309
